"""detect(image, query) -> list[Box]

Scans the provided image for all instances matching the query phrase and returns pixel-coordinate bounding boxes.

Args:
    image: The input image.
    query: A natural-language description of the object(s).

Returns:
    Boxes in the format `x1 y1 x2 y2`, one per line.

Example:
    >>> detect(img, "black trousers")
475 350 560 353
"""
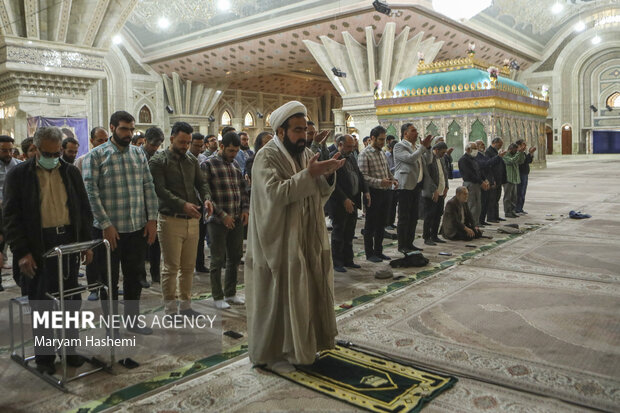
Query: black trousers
28 228 81 361
422 195 445 240
397 183 422 250
147 236 160 282
364 188 392 257
487 185 503 221
480 189 490 223
387 191 398 227
331 205 358 267
93 228 147 318
196 218 208 270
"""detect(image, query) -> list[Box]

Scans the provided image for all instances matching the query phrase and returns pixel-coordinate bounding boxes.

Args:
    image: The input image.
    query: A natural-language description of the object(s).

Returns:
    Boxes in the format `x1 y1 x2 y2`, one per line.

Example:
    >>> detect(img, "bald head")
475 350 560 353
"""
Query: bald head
475 139 486 151
337 134 356 157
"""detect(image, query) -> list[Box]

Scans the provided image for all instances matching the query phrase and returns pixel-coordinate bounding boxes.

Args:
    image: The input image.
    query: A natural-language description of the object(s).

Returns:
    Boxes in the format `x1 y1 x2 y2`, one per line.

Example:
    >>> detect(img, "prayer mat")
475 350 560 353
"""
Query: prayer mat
271 345 457 413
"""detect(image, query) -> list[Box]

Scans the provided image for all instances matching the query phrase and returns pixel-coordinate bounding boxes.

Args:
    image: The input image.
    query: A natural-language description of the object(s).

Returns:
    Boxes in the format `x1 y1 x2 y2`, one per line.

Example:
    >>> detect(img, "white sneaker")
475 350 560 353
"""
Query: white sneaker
214 300 231 309
225 295 245 305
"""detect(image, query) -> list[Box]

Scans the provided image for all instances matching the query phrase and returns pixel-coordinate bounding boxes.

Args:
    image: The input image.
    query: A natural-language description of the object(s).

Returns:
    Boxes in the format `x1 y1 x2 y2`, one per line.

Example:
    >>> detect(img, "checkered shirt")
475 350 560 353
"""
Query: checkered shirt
357 145 393 189
82 140 158 232
200 154 249 224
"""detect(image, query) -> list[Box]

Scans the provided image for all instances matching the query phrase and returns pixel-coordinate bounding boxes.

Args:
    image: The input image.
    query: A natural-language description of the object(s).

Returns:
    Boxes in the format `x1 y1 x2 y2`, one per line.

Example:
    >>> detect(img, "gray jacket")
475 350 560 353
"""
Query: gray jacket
393 140 431 190
422 154 449 198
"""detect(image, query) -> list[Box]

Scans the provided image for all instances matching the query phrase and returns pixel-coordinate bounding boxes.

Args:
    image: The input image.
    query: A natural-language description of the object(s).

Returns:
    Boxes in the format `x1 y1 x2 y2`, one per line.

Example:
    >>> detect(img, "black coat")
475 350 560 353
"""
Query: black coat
3 158 93 267
485 146 506 186
458 154 483 184
519 153 534 175
475 152 502 182
327 150 368 215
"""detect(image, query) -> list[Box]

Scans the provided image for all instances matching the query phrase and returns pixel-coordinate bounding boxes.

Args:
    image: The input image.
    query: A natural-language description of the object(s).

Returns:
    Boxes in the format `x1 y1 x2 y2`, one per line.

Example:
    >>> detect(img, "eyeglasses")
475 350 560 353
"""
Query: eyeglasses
40 151 62 158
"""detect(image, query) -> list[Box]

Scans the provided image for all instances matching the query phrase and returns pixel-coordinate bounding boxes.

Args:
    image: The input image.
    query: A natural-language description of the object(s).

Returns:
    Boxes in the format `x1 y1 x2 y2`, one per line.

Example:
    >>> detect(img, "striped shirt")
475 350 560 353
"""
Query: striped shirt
200 154 249 225
358 145 393 189
82 140 158 232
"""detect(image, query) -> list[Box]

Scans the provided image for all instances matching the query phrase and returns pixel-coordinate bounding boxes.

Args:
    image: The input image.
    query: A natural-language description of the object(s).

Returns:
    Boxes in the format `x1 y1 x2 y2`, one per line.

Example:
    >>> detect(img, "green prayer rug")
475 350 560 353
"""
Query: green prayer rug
273 346 457 413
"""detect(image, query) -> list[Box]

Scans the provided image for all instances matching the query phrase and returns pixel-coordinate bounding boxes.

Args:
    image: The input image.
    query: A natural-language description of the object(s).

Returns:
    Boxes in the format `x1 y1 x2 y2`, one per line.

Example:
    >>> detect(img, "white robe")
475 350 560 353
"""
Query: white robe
245 138 338 365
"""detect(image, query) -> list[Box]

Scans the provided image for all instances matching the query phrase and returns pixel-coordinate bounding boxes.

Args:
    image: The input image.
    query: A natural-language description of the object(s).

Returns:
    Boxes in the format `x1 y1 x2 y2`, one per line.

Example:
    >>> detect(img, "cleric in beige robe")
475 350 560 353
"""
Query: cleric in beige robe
245 101 345 373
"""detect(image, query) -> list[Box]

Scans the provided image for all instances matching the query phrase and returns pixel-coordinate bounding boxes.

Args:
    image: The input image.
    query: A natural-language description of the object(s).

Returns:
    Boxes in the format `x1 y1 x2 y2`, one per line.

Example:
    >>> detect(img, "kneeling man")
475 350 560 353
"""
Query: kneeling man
441 186 482 241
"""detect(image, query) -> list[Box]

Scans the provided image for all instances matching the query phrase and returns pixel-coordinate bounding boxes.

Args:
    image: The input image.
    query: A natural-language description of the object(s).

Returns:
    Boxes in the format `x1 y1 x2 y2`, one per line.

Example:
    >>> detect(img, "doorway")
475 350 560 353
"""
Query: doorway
546 125 553 155
561 126 572 154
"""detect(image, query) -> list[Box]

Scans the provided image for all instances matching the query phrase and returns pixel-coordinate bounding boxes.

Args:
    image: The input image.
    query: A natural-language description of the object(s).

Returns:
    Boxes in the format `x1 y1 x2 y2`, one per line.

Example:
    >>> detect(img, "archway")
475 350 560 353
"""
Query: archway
546 125 553 155
447 120 463 160
561 125 572 154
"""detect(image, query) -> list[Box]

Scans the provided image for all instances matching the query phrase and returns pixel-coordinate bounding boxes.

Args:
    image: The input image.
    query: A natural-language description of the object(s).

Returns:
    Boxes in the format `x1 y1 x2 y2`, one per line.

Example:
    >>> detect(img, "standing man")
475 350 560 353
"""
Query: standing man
140 127 165 286
3 126 93 373
150 122 212 316
0 135 22 205
393 123 433 253
422 140 449 245
515 139 536 214
385 139 397 230
485 137 506 223
21 137 38 160
75 127 108 172
203 134 219 158
328 134 369 272
502 142 526 218
190 132 209 273
358 126 398 262
458 142 488 227
201 132 249 309
234 131 254 173
473 139 504 225
245 101 344 373
131 134 146 147
61 137 79 164
82 111 158 335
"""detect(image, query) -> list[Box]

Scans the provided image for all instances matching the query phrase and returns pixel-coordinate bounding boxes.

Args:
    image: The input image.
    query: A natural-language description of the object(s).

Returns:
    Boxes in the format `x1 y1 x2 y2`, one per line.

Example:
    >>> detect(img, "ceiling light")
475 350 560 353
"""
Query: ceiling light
218 0 231 12
432 0 491 21
158 17 170 29
551 3 563 15
112 35 122 45
332 67 346 78
574 21 586 32
592 35 601 45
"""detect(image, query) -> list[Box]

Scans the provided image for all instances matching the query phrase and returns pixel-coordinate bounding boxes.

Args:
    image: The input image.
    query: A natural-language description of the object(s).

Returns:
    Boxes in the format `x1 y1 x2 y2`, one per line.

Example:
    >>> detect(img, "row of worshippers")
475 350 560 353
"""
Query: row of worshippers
0 112 261 373
457 138 536 228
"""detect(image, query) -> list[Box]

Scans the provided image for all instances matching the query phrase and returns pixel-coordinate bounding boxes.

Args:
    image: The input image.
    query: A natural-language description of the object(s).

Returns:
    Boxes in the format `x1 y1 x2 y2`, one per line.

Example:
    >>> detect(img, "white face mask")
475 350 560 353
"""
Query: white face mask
470 149 478 157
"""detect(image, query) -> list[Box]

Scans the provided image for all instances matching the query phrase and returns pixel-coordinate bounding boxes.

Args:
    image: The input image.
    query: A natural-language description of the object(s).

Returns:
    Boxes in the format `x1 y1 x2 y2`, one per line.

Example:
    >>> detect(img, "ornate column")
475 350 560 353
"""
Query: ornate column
332 108 346 136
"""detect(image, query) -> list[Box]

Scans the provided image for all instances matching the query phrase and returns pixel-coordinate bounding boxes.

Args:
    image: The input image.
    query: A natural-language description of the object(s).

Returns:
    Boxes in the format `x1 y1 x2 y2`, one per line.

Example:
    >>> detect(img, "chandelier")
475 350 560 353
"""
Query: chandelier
129 0 256 33
432 0 492 21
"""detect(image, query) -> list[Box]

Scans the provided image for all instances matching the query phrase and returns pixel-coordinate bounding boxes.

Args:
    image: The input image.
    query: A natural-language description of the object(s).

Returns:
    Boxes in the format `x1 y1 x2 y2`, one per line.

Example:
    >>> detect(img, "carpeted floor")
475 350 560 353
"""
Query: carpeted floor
1 156 619 412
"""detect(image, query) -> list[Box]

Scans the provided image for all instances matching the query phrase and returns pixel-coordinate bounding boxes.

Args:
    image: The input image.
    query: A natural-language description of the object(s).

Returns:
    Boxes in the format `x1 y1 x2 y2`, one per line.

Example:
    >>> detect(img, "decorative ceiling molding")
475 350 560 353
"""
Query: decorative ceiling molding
161 72 229 117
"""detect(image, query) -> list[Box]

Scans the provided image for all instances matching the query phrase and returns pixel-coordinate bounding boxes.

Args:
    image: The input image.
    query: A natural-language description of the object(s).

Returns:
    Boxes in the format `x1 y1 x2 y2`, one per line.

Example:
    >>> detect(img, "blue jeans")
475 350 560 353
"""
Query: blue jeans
515 173 529 212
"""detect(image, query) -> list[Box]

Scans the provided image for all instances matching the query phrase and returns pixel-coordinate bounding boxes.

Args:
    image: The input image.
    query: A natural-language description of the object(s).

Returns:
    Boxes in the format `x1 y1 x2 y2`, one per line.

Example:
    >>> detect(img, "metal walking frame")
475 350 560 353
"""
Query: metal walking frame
9 239 114 391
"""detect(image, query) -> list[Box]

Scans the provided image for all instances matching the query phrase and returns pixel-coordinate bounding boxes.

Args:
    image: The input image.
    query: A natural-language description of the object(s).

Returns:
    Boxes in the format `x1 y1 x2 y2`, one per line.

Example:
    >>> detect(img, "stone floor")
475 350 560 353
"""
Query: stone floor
0 156 618 412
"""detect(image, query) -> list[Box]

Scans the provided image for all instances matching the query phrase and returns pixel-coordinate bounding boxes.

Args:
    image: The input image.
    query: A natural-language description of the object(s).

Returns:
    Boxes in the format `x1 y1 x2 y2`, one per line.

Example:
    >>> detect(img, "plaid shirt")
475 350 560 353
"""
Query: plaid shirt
200 154 249 224
82 140 158 232
358 145 393 189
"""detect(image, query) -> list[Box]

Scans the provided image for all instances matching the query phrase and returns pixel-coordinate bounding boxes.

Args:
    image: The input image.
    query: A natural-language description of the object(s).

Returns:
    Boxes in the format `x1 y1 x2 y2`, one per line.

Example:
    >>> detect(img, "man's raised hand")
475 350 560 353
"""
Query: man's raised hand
308 152 346 178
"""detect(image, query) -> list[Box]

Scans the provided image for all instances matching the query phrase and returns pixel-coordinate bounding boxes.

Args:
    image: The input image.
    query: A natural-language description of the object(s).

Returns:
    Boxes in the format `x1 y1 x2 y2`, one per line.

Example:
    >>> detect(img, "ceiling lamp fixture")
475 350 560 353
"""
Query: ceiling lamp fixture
551 2 564 15
592 35 601 45
158 17 170 29
218 0 231 12
112 35 122 45
574 21 586 32
432 0 492 21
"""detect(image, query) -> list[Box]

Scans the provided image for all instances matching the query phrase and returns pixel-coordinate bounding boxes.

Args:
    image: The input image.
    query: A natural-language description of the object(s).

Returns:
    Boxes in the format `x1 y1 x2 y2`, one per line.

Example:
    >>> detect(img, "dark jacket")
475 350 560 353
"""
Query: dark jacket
519 153 534 175
422 155 449 198
3 158 93 267
458 153 483 184
444 153 454 179
328 150 368 214
441 196 476 240
475 151 502 182
485 146 506 185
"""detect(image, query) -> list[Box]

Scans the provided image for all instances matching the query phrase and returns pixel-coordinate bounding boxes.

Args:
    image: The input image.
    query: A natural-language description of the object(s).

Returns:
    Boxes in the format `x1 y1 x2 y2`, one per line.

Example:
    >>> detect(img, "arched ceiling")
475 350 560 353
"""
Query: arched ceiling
118 0 620 96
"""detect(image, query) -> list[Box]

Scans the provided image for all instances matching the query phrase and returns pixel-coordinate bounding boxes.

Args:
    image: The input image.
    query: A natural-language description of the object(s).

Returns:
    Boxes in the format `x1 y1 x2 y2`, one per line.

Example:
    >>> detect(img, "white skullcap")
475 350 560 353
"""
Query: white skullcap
432 136 445 146
270 101 307 133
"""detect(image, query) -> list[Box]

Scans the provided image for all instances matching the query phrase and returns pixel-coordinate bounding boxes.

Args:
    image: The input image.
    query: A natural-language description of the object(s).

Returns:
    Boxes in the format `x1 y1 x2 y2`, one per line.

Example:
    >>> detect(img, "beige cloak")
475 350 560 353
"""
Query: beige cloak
245 138 338 366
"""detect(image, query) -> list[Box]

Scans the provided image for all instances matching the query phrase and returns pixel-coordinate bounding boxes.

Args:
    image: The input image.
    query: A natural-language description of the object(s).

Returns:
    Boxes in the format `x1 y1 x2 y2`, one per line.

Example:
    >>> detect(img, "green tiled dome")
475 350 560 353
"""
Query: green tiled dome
394 68 530 94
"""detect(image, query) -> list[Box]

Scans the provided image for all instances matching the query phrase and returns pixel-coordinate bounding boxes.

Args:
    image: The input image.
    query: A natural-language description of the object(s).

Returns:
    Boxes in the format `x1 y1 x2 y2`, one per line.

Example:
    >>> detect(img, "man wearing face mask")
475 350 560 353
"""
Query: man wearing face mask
327 134 369 272
3 126 94 374
83 111 159 336
150 122 213 316
502 142 526 218
458 142 487 227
